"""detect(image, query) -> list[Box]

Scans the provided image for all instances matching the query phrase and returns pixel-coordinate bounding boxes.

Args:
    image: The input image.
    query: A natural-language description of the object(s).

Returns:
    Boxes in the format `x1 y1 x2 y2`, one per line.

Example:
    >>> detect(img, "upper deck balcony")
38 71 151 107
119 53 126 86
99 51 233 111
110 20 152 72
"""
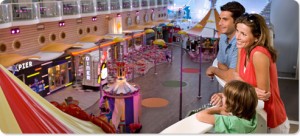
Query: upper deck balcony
0 0 171 29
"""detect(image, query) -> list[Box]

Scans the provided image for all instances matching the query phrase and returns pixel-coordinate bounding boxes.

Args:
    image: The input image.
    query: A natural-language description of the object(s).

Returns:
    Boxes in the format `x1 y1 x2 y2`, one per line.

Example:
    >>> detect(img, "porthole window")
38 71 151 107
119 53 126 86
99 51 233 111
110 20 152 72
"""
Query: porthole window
151 13 155 21
94 26 98 32
135 16 140 25
144 14 149 22
78 28 83 35
0 43 7 52
86 27 91 33
60 31 66 39
127 17 132 26
39 35 46 44
13 40 21 50
50 33 56 41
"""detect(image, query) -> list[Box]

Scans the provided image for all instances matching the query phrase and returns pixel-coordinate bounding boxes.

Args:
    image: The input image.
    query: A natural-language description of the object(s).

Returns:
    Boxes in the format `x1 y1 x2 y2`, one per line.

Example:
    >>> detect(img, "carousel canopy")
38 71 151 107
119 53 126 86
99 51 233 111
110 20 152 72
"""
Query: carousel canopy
103 78 139 95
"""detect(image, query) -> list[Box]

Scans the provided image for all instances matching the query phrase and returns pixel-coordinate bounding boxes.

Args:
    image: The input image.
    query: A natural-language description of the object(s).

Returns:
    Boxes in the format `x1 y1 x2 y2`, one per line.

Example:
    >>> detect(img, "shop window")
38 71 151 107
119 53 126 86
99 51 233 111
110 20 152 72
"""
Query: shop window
48 63 69 92
136 37 142 45
12 40 21 50
86 27 91 33
0 43 7 52
128 39 133 48
135 16 140 24
94 26 98 32
50 33 56 41
151 13 155 21
127 17 132 26
39 35 46 44
144 14 149 22
60 31 66 39
78 28 83 35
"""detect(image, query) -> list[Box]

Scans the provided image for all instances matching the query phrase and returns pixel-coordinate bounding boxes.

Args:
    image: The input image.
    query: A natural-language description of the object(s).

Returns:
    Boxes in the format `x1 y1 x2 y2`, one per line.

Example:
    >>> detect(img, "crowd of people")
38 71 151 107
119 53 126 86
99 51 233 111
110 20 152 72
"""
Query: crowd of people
195 1 289 134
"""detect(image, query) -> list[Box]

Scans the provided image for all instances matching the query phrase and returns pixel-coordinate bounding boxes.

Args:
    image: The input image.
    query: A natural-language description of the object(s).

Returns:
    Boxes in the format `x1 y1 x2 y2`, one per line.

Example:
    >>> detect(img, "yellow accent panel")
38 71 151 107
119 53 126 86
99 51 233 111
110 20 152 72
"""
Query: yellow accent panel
0 54 40 68
79 34 105 42
0 86 22 133
27 72 40 78
40 42 82 52
113 37 125 43
177 30 187 35
153 39 166 46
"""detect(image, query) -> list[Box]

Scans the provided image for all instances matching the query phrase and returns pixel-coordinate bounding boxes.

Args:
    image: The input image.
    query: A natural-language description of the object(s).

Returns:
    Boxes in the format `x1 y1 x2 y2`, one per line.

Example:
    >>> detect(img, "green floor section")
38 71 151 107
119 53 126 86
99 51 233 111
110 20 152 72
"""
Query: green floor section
162 80 187 88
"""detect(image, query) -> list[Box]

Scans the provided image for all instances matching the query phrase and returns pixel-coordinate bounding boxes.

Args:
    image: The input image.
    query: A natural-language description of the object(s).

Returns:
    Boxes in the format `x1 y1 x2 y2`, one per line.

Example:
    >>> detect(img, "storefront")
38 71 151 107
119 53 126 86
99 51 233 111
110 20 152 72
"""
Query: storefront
13 54 73 97
81 49 108 88
124 32 145 53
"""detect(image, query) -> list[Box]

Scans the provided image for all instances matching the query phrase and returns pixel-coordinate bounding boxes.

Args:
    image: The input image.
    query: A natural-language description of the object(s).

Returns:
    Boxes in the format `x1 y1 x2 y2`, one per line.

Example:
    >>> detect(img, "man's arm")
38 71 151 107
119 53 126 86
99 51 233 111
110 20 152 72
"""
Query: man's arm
206 66 235 82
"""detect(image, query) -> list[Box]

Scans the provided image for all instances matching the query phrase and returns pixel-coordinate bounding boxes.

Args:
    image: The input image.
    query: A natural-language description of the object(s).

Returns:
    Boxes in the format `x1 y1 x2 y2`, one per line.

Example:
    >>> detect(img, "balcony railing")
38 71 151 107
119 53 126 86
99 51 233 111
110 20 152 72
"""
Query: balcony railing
0 0 170 29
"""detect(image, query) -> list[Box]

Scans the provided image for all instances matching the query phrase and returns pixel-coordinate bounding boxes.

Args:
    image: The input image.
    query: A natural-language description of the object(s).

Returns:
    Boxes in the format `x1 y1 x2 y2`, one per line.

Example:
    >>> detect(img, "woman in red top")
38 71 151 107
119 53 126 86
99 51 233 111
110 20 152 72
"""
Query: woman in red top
235 13 289 133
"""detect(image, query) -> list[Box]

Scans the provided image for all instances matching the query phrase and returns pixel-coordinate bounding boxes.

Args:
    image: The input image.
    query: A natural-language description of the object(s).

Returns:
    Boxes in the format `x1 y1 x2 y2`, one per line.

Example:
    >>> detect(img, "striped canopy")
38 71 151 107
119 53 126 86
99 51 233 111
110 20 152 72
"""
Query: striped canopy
0 64 105 134
186 7 221 38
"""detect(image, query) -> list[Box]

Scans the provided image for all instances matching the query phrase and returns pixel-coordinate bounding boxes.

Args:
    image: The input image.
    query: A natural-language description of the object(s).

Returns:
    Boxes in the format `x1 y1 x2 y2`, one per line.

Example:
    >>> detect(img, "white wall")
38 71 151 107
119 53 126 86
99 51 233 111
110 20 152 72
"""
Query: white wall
270 0 299 78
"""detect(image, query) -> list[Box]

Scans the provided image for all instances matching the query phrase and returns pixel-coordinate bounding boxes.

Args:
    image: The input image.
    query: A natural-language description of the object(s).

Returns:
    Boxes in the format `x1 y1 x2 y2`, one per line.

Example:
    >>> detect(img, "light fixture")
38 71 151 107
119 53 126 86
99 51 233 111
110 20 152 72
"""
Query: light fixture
11 28 20 34
37 24 45 30
92 16 97 21
76 18 82 24
58 21 65 27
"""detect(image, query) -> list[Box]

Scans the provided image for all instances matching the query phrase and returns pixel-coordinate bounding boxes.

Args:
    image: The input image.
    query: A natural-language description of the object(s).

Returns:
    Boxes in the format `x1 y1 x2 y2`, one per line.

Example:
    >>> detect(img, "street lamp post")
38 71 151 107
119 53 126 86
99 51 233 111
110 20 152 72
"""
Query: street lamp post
194 24 218 98
177 30 187 120
95 40 103 98
130 32 135 82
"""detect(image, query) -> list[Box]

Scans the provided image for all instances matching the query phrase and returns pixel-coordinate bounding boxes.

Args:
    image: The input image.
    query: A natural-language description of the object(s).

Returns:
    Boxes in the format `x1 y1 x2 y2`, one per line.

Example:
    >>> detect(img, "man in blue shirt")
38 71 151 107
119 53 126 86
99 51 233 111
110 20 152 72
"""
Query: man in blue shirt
206 1 245 82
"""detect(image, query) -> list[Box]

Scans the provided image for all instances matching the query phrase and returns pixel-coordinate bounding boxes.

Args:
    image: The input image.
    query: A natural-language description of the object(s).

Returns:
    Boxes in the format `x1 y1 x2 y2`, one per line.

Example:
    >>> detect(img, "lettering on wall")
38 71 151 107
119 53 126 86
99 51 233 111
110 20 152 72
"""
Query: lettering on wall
84 55 92 80
14 61 33 72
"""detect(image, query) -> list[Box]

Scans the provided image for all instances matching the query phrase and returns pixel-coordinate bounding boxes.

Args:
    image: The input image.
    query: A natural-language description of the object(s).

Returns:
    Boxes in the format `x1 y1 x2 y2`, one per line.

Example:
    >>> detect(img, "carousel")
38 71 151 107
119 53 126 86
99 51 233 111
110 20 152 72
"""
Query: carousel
99 37 142 133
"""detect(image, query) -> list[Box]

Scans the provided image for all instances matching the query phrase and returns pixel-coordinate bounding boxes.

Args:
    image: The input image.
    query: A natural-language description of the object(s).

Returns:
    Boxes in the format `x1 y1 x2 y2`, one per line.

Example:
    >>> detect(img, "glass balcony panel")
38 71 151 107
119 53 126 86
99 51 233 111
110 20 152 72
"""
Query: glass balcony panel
157 0 162 5
62 1 80 16
97 0 109 11
122 0 130 10
163 0 168 5
38 2 60 18
81 0 95 13
12 3 36 21
149 0 155 7
110 0 120 10
132 0 140 8
141 0 148 7
0 4 12 24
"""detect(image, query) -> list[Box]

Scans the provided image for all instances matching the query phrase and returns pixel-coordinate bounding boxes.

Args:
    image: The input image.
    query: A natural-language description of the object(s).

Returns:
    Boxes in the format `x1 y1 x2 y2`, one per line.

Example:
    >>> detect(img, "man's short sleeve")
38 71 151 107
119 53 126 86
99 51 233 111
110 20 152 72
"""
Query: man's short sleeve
228 47 238 69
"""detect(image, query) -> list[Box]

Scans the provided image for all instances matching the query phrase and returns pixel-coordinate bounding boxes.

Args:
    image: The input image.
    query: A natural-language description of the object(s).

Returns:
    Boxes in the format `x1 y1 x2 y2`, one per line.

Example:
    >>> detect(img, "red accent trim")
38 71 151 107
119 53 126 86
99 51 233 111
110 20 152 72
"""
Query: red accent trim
0 68 72 133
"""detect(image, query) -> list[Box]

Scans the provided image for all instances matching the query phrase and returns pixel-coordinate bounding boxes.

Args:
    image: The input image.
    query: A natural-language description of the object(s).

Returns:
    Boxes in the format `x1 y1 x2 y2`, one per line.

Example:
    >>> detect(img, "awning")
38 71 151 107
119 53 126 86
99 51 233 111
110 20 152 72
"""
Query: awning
79 34 106 43
0 54 40 68
186 8 221 38
40 42 82 52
